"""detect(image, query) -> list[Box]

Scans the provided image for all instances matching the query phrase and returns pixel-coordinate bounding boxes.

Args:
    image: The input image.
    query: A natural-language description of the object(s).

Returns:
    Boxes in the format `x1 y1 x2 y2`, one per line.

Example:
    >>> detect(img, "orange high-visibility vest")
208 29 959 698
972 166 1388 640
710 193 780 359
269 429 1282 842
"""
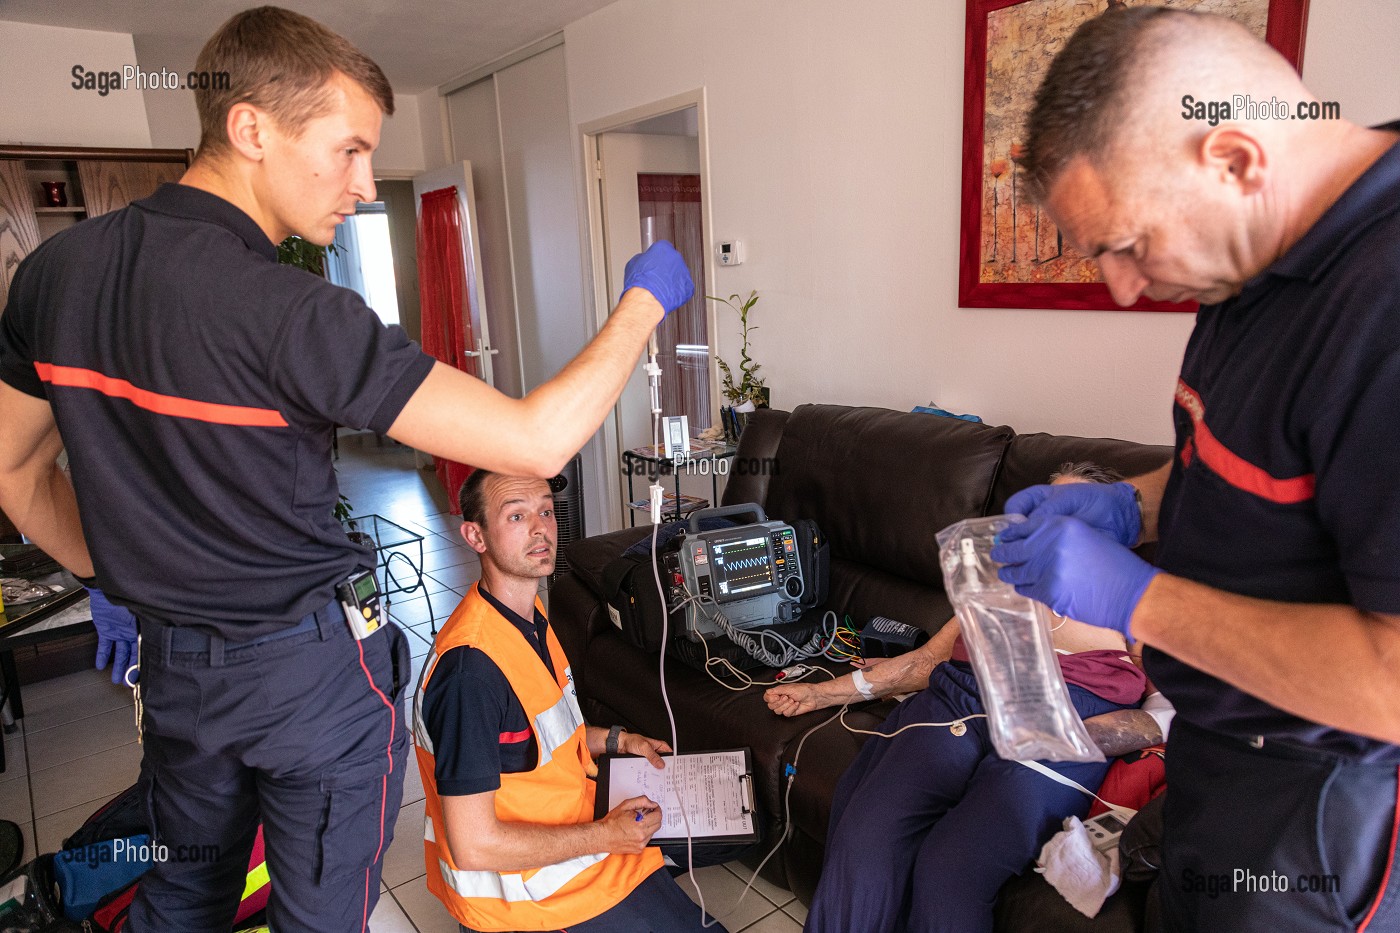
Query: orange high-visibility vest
413 583 662 931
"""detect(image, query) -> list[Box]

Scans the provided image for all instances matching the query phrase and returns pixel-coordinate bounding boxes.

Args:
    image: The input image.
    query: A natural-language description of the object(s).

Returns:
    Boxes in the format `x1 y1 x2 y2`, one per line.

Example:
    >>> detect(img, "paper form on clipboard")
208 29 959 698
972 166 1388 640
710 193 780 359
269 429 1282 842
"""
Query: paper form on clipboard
596 748 758 845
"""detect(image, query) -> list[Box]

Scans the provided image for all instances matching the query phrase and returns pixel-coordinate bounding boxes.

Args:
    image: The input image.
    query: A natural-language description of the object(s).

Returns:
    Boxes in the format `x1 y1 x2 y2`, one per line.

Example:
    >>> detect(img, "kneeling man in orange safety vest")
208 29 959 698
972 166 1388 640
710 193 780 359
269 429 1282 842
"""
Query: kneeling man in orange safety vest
414 469 728 932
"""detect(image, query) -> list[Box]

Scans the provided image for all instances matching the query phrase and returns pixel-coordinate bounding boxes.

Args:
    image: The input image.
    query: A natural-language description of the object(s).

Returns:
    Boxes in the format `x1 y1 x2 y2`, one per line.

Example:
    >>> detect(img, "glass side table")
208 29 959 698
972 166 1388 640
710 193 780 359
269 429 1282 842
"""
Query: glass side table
342 514 440 635
621 442 738 527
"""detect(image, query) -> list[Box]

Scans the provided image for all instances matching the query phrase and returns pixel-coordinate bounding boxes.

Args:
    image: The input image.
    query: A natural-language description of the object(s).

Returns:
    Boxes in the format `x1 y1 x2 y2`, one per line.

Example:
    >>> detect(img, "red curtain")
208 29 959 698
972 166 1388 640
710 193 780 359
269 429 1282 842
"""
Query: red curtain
416 186 476 512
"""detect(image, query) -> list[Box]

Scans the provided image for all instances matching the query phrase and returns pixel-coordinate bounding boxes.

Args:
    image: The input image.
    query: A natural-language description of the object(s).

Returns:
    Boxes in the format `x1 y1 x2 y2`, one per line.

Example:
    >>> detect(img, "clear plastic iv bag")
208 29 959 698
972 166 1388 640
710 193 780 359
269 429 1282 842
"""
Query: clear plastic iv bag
936 514 1105 763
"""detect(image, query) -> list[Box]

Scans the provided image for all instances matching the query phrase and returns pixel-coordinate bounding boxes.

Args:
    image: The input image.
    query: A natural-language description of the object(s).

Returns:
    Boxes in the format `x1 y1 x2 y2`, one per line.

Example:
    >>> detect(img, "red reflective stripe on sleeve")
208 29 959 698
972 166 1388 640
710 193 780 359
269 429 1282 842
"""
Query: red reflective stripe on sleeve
498 729 531 744
34 362 288 427
1174 379 1314 504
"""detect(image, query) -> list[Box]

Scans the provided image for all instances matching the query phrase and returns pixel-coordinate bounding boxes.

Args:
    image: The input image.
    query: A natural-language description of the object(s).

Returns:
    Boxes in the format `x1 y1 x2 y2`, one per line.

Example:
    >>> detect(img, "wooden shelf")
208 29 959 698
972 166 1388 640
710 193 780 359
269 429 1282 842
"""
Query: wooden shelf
34 206 85 214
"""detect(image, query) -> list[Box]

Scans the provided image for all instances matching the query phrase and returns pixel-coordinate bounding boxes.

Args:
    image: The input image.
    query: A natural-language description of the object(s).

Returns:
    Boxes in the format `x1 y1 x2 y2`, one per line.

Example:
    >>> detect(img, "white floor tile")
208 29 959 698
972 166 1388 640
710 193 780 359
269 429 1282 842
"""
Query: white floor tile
392 875 461 933
12 668 107 704
0 772 32 827
3 732 27 776
26 705 139 773
739 907 803 932
724 860 794 908
425 564 480 592
20 676 133 734
400 753 425 807
369 887 418 933
677 863 778 931
34 789 122 852
419 547 477 575
783 898 808 923
30 740 142 818
380 796 427 889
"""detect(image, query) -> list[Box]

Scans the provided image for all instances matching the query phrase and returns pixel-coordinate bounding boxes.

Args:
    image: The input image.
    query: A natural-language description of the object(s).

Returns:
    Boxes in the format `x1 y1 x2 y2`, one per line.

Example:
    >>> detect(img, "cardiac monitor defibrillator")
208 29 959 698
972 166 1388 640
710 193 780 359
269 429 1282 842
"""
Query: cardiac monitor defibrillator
676 505 806 641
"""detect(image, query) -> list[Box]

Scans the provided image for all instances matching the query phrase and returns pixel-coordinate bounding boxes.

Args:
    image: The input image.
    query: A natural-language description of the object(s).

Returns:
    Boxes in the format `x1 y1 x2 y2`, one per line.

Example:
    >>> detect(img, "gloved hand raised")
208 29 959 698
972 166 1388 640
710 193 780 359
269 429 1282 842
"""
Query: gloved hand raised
1005 481 1142 548
88 588 138 685
991 515 1158 639
621 241 695 318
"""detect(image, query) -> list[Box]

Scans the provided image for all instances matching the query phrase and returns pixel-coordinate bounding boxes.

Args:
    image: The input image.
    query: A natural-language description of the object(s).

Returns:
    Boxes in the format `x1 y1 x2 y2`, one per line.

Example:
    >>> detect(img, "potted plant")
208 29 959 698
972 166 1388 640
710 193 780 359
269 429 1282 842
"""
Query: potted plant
709 290 767 439
277 235 335 277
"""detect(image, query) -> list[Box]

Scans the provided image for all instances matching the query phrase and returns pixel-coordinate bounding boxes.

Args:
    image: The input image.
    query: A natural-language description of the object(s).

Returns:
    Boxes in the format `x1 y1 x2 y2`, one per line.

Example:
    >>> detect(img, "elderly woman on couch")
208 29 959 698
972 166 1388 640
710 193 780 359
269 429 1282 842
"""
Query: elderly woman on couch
766 464 1173 933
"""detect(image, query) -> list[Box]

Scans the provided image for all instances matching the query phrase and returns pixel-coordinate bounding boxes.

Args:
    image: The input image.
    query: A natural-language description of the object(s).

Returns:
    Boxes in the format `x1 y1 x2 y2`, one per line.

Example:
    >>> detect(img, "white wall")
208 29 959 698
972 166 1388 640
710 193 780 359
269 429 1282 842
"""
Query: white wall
132 34 201 150
374 94 427 177
563 0 1400 445
418 88 451 173
0 21 152 148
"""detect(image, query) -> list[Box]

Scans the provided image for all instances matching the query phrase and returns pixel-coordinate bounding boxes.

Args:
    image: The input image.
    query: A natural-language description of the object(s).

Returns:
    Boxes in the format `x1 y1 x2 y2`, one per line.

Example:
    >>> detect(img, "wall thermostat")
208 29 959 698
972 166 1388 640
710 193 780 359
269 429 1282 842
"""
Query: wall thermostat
717 240 745 266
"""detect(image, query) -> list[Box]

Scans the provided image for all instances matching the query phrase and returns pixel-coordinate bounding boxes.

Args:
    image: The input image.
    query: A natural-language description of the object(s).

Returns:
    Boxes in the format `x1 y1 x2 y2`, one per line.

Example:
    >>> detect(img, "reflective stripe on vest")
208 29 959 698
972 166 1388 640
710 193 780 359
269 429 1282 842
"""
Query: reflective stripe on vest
533 678 585 768
413 649 440 753
436 851 608 903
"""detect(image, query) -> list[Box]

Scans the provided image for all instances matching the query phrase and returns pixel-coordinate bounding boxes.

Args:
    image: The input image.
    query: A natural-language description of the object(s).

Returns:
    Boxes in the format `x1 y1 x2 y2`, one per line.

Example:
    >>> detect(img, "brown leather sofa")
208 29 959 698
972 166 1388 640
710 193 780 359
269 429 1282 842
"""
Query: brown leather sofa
551 403 1171 928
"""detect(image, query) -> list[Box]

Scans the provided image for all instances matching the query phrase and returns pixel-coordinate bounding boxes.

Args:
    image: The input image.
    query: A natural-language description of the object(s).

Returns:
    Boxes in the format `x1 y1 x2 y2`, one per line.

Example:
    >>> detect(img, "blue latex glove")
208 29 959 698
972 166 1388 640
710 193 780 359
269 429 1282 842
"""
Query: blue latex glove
621 241 695 317
1005 481 1141 548
88 587 138 685
990 515 1159 638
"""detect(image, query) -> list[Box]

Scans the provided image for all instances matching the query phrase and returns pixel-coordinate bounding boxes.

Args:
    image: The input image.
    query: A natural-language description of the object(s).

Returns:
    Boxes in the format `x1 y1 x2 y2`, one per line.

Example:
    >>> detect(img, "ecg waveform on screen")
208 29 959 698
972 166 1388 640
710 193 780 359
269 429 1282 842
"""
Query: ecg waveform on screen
722 557 768 571
715 540 773 593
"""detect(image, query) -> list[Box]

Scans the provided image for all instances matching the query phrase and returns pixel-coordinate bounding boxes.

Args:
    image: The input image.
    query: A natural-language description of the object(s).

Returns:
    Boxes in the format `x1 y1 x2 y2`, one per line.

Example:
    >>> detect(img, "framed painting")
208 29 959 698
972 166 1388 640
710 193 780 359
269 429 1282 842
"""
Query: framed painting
958 0 1310 311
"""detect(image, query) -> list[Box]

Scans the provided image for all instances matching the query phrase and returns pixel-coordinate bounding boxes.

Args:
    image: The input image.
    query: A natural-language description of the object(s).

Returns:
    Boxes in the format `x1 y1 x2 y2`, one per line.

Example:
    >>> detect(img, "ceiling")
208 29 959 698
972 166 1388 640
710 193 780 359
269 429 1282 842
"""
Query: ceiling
0 0 618 94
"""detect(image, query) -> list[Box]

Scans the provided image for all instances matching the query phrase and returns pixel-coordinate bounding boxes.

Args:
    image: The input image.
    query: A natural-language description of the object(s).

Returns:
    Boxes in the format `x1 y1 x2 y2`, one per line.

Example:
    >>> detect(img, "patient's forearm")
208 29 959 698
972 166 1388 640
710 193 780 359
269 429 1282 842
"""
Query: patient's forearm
1083 709 1163 757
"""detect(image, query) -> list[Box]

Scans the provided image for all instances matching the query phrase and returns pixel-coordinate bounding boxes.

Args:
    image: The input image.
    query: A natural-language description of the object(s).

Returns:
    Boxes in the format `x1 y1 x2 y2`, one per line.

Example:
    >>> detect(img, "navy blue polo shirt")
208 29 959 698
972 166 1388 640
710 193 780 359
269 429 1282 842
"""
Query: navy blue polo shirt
421 586 559 796
1146 122 1400 762
0 183 435 637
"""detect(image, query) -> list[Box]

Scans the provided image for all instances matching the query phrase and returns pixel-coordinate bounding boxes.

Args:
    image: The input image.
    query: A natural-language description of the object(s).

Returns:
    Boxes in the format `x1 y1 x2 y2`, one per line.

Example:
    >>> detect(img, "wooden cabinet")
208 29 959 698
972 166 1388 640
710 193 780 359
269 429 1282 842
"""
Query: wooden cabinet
0 145 193 307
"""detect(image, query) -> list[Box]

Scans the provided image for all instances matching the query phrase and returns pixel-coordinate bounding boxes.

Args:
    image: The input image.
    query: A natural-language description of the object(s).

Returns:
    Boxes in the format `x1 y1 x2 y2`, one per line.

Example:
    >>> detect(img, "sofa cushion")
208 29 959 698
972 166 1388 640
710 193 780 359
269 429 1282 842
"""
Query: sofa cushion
722 408 790 508
760 405 1014 588
989 433 1173 515
827 558 954 639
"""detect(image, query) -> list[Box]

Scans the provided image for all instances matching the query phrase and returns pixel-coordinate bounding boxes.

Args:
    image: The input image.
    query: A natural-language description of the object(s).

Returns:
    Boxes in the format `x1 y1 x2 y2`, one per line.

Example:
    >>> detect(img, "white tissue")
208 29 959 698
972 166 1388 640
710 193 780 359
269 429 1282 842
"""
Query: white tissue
1035 815 1121 918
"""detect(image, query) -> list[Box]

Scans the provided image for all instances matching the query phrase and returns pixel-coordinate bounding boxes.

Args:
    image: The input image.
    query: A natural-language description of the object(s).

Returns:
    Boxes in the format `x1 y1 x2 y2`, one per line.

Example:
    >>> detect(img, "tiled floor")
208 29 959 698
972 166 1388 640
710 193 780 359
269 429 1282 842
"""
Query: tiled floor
2 431 804 932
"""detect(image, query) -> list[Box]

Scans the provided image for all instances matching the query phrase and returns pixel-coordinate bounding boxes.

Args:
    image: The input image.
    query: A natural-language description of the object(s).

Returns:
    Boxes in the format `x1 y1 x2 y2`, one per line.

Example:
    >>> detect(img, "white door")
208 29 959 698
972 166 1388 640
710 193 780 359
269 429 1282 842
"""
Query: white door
412 162 496 387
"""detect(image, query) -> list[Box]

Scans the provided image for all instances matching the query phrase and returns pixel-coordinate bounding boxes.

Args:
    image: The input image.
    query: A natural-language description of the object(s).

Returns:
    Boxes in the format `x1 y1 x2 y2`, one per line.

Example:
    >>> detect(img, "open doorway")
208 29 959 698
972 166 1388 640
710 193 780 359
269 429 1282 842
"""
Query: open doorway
327 201 401 325
584 95 718 528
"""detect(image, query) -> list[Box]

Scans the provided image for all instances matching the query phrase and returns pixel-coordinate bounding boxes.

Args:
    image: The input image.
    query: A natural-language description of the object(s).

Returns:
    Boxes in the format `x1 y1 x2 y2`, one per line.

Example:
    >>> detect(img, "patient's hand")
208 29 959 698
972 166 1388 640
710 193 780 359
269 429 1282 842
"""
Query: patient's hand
765 679 857 717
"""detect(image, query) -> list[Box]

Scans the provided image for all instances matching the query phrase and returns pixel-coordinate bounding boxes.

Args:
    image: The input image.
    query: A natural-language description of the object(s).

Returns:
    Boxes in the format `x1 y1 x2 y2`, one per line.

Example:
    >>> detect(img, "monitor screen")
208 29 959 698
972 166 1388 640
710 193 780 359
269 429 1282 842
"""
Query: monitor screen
709 535 776 600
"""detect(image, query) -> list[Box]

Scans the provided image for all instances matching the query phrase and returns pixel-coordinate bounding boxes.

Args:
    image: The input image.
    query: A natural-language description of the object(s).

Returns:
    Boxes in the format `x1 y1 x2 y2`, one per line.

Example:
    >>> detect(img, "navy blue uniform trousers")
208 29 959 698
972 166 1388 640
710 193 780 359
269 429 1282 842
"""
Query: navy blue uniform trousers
806 662 1123 933
127 604 411 933
1159 719 1400 932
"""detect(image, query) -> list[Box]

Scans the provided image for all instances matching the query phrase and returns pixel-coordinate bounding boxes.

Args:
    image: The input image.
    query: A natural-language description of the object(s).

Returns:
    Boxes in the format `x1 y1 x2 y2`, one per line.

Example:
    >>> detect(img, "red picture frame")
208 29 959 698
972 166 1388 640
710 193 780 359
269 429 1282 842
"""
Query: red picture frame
958 0 1310 312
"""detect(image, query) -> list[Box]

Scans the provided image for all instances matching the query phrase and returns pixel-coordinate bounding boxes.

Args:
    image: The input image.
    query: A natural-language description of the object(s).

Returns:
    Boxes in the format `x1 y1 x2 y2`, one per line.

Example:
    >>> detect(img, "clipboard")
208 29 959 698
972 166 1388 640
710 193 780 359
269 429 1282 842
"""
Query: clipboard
595 747 759 845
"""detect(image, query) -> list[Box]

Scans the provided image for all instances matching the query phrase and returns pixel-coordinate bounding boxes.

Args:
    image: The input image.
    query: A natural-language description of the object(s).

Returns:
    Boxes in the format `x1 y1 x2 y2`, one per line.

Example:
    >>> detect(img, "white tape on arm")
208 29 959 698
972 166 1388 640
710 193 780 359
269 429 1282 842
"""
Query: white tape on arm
1141 691 1176 743
852 668 877 700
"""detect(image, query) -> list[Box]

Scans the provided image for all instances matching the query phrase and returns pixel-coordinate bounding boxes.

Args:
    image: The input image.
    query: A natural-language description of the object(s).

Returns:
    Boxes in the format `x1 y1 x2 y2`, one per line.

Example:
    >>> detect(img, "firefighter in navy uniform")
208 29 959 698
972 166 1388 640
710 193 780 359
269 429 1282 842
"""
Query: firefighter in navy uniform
0 8 693 931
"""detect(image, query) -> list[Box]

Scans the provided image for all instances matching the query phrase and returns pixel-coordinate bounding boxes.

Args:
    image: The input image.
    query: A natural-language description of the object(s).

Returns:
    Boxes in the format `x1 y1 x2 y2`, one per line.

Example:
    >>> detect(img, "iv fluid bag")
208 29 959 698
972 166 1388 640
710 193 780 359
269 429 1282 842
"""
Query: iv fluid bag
936 514 1105 763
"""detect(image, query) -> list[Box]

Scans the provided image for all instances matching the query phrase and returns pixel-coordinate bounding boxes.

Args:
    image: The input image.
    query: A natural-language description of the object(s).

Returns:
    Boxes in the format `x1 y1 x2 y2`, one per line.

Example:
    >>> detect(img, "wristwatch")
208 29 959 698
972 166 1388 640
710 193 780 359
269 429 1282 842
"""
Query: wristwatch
606 724 626 755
